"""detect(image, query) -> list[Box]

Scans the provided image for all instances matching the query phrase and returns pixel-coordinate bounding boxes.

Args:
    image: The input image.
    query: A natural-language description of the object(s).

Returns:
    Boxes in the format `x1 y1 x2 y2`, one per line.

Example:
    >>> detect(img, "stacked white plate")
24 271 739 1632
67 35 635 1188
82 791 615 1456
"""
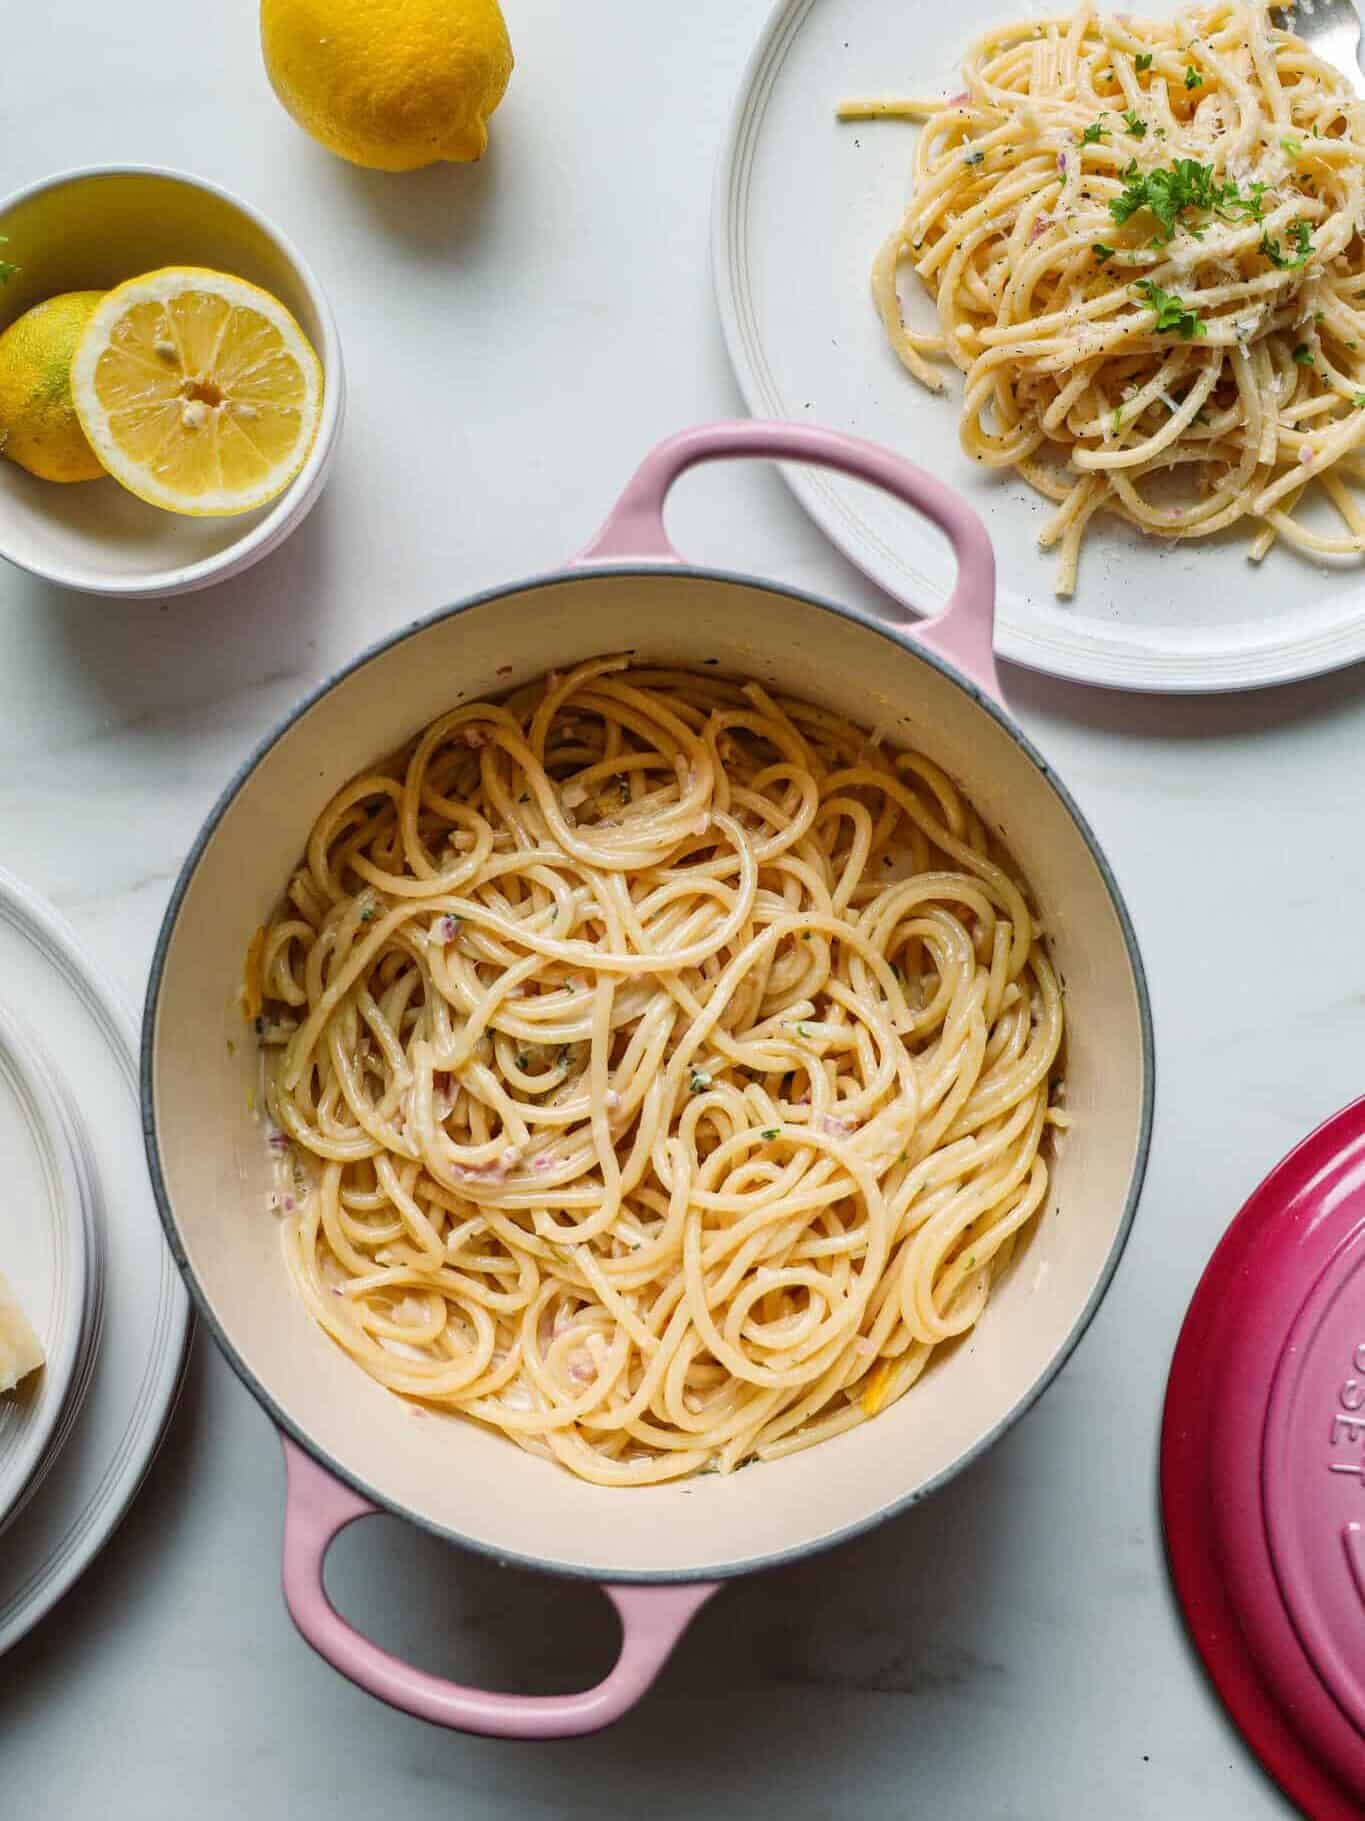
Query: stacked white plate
0 868 190 1655
0 1001 103 1535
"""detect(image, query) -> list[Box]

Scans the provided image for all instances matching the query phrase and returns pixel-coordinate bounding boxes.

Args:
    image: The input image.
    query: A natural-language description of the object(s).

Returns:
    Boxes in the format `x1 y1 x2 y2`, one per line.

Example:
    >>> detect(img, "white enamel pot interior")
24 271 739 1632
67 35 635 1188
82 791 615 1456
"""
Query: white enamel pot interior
143 422 1153 1735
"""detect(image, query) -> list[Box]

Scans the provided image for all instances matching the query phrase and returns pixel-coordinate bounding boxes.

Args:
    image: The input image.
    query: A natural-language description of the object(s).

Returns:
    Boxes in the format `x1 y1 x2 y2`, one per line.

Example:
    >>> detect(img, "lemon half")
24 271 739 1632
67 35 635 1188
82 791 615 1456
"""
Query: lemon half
72 268 323 517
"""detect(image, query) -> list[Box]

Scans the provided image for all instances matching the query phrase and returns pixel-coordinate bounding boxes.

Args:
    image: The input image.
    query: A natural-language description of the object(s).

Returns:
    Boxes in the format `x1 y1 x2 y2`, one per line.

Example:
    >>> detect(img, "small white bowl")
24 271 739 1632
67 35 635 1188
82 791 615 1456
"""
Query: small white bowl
0 166 345 598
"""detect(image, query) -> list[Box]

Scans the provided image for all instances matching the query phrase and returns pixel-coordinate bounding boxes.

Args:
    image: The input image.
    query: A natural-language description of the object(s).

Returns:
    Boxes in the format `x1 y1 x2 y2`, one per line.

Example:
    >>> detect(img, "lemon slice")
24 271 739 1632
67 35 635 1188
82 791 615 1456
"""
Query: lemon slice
71 267 323 517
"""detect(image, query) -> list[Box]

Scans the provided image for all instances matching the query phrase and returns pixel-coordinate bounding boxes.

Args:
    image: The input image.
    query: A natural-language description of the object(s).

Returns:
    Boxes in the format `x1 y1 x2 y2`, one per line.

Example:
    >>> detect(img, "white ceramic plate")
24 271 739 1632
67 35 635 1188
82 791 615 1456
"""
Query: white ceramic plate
0 868 190 1657
0 1003 102 1535
713 0 1365 691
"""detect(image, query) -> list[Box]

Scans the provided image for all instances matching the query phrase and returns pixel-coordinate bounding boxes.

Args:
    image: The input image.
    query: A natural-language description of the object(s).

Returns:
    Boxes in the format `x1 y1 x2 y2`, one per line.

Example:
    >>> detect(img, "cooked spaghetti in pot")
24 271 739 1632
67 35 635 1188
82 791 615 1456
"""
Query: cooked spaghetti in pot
250 657 1064 1485
841 0 1365 595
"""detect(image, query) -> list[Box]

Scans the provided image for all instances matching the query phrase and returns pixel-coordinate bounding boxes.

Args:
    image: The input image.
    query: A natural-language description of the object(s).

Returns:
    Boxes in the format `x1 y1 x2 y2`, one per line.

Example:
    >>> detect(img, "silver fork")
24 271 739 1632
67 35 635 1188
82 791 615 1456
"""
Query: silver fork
1273 0 1365 92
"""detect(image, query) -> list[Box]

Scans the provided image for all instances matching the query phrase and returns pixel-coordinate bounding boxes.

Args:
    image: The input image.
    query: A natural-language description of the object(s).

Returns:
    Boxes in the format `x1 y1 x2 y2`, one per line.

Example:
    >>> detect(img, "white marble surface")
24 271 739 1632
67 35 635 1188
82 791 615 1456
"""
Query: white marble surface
0 1 1346 1813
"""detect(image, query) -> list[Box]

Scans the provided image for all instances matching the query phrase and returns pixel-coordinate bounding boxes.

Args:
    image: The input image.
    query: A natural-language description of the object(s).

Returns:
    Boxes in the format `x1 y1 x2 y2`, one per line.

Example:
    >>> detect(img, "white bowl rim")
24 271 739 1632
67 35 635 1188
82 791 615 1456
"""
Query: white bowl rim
141 562 1157 1583
0 161 344 598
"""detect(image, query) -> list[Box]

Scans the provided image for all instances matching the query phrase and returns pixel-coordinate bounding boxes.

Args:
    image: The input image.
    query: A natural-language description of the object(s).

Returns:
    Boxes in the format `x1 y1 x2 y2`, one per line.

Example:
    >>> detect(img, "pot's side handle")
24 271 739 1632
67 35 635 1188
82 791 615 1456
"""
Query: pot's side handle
278 1438 717 1738
576 420 999 698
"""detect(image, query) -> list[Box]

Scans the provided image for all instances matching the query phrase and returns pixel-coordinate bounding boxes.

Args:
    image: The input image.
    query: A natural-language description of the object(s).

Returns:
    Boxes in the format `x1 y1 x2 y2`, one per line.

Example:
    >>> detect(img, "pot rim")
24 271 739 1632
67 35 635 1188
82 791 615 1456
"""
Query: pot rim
140 560 1156 1584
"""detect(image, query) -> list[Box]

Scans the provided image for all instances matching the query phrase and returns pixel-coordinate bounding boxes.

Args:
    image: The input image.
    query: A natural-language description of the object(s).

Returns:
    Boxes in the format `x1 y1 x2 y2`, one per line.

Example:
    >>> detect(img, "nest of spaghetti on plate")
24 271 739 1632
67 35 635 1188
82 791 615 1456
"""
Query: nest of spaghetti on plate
844 0 1365 592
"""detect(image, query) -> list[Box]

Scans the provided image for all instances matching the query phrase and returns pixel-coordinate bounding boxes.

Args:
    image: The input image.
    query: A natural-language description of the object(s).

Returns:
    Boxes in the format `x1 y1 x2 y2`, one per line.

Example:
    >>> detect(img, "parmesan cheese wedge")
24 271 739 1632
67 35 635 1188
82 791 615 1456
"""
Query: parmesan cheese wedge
0 1270 43 1394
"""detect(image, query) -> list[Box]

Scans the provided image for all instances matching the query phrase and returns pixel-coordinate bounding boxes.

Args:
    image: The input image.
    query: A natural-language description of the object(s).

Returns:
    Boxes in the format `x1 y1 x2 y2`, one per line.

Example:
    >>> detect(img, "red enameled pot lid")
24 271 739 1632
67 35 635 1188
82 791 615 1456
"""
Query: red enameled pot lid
1162 1096 1365 1819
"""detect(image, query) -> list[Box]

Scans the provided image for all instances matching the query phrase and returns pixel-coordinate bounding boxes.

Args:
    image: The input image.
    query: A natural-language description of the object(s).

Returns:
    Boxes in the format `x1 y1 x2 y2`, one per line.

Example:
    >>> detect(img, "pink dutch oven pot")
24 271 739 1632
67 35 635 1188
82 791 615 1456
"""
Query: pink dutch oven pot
143 421 1154 1738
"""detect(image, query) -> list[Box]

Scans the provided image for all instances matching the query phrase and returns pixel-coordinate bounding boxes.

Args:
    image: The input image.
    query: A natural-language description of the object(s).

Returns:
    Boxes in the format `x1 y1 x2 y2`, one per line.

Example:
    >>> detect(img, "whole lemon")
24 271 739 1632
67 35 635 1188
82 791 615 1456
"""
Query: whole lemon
261 0 514 172
0 292 106 484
